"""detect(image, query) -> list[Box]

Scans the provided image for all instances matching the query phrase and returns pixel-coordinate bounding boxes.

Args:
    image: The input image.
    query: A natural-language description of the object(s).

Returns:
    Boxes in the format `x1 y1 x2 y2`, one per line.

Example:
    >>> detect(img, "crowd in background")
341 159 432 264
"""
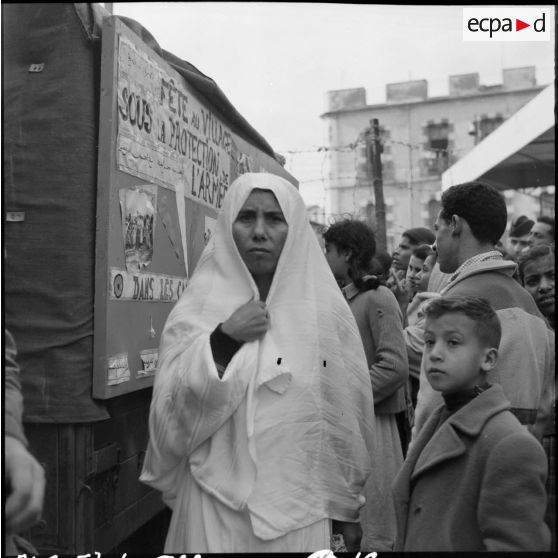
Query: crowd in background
322 182 554 551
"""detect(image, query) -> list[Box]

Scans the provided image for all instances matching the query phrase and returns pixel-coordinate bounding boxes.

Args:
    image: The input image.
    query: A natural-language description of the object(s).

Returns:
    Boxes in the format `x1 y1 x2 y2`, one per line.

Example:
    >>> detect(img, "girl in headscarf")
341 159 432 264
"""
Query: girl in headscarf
140 173 376 552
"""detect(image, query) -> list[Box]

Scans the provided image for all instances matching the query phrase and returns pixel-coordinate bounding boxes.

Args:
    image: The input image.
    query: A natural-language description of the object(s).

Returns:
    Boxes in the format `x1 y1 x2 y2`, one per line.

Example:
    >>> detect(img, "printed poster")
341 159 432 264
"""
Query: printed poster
116 34 233 211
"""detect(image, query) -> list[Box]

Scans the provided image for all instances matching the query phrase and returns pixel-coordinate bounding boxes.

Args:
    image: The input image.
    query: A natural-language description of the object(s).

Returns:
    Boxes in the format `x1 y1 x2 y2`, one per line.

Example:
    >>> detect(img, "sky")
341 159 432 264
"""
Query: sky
110 3 555 206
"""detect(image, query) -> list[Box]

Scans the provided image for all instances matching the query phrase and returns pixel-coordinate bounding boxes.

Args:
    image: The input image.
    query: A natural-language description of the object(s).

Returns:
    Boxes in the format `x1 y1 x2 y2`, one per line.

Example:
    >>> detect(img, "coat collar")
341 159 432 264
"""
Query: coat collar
342 276 380 301
342 282 359 301
411 384 510 480
441 258 517 295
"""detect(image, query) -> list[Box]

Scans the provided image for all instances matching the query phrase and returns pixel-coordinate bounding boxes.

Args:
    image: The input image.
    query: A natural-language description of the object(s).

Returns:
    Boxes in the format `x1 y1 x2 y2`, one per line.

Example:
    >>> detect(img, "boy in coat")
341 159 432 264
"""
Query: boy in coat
392 296 550 551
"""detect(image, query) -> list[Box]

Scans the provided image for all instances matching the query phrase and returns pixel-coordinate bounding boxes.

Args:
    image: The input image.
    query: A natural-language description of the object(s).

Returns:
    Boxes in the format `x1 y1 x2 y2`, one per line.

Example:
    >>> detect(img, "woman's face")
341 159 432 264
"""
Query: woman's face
232 189 288 279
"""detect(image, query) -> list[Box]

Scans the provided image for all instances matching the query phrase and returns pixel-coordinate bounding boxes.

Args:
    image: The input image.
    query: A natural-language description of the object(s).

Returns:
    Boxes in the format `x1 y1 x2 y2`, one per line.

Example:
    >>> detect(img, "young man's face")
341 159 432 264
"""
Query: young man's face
527 221 554 248
324 242 349 283
392 235 414 271
424 312 497 394
522 254 555 319
433 212 459 274
507 235 530 260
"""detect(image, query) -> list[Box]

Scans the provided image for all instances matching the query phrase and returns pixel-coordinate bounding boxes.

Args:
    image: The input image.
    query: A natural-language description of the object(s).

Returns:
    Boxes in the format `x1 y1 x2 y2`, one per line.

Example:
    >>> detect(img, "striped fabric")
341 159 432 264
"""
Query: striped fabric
446 250 504 286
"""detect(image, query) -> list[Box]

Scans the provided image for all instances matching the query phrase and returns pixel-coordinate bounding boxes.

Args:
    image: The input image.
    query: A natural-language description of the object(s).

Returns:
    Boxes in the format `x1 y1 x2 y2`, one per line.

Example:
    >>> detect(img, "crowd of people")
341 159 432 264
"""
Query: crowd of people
140 174 554 553
5 173 555 554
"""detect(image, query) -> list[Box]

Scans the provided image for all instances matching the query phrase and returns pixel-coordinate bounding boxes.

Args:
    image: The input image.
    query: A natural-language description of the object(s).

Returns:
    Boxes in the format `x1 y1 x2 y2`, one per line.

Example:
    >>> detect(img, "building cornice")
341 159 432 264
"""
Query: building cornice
320 84 547 119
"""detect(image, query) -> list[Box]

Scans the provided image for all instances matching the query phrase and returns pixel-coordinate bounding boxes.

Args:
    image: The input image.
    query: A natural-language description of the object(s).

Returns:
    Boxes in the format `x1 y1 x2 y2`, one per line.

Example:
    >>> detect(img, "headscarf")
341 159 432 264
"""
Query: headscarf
141 172 376 539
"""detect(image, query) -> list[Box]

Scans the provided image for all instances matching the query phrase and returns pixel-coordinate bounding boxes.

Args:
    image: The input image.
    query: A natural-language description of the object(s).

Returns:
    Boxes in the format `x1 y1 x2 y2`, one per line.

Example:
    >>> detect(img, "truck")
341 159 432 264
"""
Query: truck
3 3 297 553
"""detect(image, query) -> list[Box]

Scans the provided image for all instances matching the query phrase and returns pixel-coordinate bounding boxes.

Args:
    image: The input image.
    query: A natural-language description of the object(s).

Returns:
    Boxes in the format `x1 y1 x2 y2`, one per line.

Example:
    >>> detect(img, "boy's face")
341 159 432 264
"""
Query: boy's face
324 242 350 282
424 312 497 394
406 255 424 292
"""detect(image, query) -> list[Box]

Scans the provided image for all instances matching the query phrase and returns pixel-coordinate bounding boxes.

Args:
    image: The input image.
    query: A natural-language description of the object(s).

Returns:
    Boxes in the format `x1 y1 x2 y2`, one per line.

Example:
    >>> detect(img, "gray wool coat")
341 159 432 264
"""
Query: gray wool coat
392 384 550 551
343 283 409 415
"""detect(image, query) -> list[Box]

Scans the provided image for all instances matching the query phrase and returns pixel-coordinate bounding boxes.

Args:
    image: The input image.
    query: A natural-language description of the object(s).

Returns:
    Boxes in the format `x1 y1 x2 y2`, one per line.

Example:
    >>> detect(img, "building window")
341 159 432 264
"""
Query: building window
423 121 452 175
382 160 395 182
380 126 391 155
469 114 504 144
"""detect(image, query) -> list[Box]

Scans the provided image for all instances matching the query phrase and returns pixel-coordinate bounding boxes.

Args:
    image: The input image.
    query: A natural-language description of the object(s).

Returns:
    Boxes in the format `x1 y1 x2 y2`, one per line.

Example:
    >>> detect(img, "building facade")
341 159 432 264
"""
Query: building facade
321 66 550 251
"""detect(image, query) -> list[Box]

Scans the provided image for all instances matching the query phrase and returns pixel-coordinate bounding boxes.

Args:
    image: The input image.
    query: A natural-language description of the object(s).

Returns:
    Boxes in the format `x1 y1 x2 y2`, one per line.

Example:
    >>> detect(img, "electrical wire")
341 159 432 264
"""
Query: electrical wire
278 135 455 156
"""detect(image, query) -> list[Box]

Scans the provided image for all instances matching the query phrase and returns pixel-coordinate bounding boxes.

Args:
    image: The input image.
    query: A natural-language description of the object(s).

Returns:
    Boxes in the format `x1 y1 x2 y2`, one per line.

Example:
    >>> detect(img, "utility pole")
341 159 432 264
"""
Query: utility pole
365 118 387 252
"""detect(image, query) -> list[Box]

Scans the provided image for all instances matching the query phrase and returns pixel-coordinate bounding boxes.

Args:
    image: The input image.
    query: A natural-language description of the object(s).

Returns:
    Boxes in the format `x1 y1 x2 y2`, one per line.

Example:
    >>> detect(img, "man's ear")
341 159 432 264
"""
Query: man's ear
450 214 464 236
343 248 352 263
480 347 498 372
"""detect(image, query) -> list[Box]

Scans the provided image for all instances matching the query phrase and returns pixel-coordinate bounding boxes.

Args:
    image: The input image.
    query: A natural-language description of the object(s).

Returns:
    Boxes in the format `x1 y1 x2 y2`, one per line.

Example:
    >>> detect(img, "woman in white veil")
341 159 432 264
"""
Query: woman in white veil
140 172 377 552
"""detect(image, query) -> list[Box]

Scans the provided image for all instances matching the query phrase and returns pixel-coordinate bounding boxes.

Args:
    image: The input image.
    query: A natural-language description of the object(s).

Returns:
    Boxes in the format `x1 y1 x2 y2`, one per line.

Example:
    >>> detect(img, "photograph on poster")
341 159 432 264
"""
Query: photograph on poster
120 185 157 272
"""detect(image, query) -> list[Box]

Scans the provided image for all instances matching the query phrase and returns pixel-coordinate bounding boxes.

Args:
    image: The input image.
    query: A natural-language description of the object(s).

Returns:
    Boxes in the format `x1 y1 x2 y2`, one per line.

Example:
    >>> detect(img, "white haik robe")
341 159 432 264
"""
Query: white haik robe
140 172 377 552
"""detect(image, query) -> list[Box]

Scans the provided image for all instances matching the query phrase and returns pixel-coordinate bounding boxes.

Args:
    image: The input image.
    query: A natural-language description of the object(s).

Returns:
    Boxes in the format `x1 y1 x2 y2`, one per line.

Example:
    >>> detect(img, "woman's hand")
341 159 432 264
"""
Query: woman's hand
221 299 269 343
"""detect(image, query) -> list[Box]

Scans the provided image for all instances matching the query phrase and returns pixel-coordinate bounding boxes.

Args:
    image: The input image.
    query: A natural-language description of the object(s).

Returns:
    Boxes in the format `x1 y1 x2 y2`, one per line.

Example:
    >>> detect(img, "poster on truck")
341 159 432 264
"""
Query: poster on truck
94 17 295 398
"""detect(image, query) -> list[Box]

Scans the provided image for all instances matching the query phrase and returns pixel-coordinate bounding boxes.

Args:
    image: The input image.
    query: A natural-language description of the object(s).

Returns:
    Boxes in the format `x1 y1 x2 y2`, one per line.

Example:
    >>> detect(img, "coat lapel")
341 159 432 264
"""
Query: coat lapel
392 407 445 547
411 422 466 480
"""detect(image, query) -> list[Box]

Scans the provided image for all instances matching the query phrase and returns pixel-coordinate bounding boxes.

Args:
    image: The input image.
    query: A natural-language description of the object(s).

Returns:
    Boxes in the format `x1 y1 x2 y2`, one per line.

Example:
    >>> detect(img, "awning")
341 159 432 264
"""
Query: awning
441 84 555 191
